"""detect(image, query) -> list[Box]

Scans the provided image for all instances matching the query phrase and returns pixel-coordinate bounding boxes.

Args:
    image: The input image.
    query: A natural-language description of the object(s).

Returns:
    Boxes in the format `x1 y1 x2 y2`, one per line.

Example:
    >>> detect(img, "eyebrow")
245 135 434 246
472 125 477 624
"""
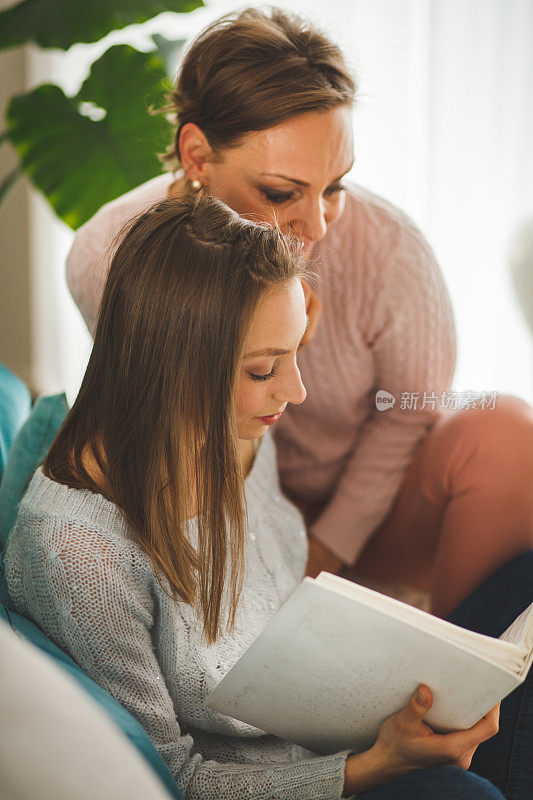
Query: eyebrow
259 160 354 187
244 315 310 359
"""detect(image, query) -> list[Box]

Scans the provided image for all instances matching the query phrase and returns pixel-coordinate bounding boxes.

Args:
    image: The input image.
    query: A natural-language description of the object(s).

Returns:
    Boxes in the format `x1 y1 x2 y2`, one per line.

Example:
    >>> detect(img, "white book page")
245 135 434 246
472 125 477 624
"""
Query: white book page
500 602 533 650
316 572 526 674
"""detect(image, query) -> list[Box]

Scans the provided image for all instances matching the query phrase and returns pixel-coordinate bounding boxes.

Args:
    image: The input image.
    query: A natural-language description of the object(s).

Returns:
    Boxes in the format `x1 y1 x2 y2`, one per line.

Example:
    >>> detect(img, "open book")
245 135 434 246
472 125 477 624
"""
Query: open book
206 572 533 754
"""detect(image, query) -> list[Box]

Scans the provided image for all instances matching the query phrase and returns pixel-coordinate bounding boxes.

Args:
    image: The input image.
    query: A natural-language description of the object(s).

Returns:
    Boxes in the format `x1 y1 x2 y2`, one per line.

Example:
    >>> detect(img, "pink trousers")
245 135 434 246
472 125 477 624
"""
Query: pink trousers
348 395 533 617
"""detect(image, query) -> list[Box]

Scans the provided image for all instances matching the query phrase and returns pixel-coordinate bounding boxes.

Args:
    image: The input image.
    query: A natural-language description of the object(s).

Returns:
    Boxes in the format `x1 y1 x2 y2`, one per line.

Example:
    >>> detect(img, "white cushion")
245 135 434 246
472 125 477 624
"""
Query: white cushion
0 619 172 800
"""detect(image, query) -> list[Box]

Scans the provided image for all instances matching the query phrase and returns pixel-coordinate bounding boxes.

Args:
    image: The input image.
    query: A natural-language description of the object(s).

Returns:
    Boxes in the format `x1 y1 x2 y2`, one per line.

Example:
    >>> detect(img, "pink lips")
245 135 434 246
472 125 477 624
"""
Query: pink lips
256 411 283 426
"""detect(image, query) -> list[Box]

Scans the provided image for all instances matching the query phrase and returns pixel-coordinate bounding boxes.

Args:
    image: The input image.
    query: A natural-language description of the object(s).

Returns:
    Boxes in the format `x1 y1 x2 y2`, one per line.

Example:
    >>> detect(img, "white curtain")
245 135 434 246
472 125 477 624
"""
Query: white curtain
30 0 533 403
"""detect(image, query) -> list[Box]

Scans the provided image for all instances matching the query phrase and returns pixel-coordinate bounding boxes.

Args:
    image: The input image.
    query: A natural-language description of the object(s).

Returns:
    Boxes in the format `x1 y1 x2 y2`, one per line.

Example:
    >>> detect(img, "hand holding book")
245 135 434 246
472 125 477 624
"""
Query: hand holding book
342 685 500 796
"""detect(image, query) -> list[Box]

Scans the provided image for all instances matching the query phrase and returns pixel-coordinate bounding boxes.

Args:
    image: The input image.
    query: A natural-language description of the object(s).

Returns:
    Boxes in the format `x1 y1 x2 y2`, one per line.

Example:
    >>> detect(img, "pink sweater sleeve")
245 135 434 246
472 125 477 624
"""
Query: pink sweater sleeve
309 219 457 565
66 175 175 334
66 225 108 335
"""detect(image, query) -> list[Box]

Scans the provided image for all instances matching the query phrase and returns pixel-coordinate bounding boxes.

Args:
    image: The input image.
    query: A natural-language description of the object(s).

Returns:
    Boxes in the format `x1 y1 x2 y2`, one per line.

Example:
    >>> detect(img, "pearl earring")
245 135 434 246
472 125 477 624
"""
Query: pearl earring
191 179 202 191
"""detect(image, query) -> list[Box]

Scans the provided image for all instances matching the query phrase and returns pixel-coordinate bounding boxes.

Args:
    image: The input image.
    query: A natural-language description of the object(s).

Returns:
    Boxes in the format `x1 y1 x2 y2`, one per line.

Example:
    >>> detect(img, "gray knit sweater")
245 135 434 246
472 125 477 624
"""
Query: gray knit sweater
5 429 351 800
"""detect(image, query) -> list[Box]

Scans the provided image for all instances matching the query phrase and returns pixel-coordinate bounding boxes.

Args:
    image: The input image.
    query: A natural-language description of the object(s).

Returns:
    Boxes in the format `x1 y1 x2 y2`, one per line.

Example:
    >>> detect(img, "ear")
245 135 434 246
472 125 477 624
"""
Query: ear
179 123 215 186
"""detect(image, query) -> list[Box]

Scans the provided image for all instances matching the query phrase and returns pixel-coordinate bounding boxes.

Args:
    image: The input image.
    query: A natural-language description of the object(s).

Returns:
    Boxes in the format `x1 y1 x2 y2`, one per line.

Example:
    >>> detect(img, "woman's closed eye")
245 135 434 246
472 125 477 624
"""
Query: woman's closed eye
262 189 294 204
248 368 276 382
260 183 346 205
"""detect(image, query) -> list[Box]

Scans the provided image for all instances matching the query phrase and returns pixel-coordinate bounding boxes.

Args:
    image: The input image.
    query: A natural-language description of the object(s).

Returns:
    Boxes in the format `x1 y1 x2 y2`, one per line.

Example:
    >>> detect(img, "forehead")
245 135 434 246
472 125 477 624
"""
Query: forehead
244 281 306 348
228 106 354 183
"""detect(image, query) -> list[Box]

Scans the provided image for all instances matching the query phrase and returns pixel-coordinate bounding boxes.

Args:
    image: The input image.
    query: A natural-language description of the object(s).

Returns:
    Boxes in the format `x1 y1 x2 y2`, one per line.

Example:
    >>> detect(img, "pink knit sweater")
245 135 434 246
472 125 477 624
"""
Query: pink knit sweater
66 173 456 565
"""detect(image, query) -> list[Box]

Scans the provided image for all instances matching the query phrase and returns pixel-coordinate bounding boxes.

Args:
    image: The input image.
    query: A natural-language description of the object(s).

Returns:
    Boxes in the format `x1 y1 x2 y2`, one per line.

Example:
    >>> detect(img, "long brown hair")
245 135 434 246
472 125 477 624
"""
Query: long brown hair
161 6 356 169
44 193 309 642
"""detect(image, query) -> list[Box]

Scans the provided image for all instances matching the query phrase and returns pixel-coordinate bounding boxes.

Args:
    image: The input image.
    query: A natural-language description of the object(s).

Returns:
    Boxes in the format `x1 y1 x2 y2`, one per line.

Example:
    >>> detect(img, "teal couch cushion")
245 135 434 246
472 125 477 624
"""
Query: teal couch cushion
0 363 31 478
0 602 183 799
0 393 69 551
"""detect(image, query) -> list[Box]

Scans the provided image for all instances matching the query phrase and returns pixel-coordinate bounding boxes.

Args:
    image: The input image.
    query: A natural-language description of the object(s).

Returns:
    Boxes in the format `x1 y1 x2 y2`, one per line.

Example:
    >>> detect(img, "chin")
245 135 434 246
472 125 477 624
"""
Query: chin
238 422 266 439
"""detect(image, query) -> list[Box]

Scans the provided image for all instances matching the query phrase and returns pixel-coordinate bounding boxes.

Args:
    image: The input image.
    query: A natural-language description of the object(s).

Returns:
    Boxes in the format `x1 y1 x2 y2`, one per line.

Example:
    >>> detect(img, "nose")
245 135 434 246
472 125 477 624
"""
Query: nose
274 363 307 407
291 197 328 242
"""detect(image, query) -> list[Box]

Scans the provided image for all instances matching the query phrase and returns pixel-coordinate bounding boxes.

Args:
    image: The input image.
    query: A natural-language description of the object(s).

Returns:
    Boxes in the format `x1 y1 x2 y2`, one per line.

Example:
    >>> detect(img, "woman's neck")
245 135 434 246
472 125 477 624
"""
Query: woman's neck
239 437 257 478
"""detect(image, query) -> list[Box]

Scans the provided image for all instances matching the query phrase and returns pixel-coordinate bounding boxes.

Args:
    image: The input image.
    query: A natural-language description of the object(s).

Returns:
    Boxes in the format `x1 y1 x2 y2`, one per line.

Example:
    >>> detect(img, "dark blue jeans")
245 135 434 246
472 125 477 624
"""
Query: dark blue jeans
358 550 533 800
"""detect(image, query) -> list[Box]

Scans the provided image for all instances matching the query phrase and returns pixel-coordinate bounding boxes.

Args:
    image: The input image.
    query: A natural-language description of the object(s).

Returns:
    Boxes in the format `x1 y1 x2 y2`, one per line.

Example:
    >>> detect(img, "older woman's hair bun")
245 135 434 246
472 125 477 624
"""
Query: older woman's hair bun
161 6 356 169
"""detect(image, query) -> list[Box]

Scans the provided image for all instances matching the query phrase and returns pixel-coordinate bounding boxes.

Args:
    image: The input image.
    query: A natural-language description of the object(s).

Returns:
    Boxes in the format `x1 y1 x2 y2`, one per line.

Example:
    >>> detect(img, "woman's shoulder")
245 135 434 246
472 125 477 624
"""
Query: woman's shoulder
321 181 440 277
342 181 420 231
4 468 158 629
327 181 431 252
71 172 176 254
4 470 158 667
66 172 180 331
10 467 144 567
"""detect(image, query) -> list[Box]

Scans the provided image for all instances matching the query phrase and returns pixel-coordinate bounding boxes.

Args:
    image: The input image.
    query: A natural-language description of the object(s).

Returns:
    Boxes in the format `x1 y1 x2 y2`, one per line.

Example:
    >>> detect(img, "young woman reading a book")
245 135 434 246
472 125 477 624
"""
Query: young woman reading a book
5 194 521 800
65 7 533 623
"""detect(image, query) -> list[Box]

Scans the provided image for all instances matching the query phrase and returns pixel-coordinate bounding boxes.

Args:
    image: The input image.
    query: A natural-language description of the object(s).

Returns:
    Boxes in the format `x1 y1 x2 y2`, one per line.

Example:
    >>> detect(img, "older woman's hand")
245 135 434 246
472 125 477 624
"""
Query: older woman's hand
300 279 322 347
306 536 344 578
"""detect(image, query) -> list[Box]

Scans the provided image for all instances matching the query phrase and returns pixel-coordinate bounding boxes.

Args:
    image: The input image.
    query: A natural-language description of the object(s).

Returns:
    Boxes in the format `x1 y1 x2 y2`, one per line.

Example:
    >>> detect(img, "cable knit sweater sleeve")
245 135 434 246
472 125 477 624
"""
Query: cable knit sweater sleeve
66 174 177 335
308 206 457 565
5 477 351 800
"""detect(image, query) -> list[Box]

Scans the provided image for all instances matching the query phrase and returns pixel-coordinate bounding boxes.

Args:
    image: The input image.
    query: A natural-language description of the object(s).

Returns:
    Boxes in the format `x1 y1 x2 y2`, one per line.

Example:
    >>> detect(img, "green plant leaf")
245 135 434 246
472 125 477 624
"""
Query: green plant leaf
7 45 171 229
0 0 203 51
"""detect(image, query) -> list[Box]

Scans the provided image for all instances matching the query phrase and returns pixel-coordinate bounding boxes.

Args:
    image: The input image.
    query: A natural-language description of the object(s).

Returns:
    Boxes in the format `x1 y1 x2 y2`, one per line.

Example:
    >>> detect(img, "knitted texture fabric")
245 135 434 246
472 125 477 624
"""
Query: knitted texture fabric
5 429 351 800
66 174 456 565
